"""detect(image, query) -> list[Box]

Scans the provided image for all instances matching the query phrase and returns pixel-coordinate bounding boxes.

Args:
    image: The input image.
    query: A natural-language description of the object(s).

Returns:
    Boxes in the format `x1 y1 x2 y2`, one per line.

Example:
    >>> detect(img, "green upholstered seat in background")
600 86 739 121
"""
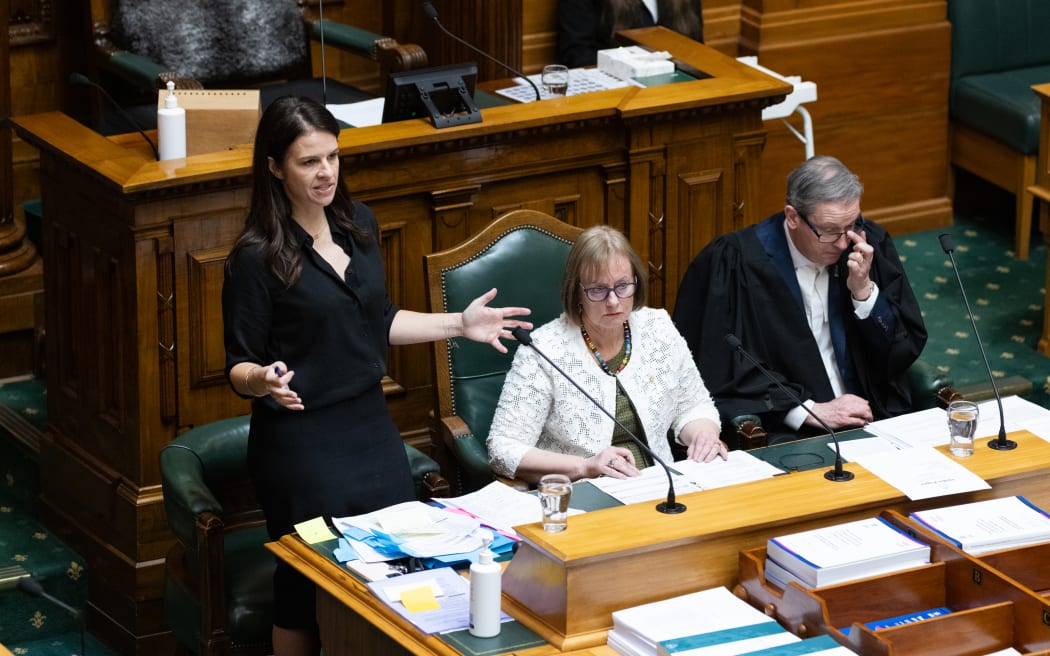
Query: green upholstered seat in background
425 210 583 493
947 0 1050 260
159 414 447 655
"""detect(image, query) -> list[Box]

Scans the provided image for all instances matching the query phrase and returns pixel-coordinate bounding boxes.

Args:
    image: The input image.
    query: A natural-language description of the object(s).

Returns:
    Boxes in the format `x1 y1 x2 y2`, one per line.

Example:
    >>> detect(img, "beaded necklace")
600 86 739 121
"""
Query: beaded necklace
581 320 632 375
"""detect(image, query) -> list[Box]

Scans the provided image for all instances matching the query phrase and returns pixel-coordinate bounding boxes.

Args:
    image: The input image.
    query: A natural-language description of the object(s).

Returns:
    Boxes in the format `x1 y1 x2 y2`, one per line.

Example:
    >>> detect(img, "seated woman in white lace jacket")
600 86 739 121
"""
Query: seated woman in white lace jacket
487 225 723 484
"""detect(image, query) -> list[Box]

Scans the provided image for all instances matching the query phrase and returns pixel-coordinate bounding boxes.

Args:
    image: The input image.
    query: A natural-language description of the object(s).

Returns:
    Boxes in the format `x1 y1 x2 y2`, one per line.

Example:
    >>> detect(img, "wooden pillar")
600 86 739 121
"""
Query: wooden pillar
0 0 37 276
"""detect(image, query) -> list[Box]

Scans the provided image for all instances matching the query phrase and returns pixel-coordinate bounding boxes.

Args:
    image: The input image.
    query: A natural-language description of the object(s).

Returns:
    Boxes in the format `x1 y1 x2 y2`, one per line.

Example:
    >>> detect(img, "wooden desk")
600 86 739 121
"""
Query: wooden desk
270 430 1050 656
1030 83 1050 355
10 28 788 653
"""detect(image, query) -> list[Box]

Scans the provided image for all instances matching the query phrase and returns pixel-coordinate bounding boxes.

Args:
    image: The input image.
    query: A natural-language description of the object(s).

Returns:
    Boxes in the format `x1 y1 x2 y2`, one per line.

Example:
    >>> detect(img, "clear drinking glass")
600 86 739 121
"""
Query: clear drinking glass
541 65 569 97
538 473 572 532
948 399 979 457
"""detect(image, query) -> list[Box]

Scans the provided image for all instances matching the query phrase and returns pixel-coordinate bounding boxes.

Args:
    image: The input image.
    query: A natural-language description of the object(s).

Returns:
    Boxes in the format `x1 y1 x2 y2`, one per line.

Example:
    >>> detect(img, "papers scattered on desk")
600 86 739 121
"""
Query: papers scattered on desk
434 480 543 535
765 517 930 589
865 395 1050 449
366 566 511 634
330 500 515 578
589 451 782 505
590 464 700 505
848 446 991 500
607 586 802 656
910 495 1050 555
496 67 642 103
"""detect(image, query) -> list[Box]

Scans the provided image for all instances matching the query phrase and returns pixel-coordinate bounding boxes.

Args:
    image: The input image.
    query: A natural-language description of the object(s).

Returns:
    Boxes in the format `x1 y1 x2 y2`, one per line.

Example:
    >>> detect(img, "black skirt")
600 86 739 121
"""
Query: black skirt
247 383 415 629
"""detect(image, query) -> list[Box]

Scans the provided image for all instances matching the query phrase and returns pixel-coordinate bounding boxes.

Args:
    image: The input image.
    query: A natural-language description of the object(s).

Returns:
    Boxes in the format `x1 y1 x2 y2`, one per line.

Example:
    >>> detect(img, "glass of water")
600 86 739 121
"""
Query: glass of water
948 399 979 457
541 65 570 97
538 473 572 532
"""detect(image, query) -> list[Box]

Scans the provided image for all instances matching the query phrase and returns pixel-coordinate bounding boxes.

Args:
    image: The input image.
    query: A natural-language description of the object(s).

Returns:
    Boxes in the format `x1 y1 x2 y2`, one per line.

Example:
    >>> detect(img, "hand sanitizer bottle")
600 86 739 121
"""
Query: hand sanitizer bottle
158 80 186 160
468 529 501 637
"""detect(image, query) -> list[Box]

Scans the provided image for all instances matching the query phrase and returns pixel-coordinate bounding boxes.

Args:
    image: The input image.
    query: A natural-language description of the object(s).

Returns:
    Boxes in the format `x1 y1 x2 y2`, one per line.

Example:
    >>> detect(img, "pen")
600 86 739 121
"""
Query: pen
275 365 284 377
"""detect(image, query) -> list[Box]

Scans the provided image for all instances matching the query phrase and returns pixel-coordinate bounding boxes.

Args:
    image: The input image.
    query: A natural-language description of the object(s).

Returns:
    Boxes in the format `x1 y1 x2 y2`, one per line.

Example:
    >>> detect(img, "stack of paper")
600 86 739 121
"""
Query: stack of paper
607 586 800 656
910 495 1050 555
765 517 930 589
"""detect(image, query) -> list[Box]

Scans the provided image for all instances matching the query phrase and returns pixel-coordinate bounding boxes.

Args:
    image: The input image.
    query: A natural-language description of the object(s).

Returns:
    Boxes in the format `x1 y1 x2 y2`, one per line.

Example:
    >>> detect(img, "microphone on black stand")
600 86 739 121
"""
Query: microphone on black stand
724 334 854 482
938 233 1015 450
18 576 86 656
421 2 543 103
511 327 686 514
69 72 159 161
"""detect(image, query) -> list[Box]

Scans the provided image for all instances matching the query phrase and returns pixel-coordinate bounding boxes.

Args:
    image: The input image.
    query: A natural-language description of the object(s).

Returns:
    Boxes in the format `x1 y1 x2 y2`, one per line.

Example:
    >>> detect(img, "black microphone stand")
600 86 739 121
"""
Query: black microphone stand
725 334 854 482
18 576 86 656
422 2 543 102
511 327 686 514
69 72 159 161
938 233 1016 450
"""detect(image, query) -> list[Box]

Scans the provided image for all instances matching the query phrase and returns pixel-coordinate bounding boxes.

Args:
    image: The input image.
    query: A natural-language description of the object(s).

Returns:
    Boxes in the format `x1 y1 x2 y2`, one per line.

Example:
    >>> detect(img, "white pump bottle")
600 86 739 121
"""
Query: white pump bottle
158 80 186 160
468 529 501 637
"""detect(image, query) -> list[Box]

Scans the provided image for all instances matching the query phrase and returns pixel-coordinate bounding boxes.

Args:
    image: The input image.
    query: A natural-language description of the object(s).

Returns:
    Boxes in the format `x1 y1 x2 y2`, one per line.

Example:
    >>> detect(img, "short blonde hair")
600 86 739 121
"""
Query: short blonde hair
561 225 647 325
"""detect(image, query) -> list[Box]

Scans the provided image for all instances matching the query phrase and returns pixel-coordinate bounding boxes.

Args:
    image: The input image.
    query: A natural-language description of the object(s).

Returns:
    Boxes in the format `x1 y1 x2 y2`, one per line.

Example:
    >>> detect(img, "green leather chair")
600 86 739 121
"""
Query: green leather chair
160 414 448 655
425 210 584 493
947 0 1050 260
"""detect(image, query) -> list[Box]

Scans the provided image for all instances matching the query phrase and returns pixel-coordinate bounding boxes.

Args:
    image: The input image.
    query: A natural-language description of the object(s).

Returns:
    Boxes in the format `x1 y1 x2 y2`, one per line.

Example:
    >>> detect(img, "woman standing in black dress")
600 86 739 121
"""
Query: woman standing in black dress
222 96 531 656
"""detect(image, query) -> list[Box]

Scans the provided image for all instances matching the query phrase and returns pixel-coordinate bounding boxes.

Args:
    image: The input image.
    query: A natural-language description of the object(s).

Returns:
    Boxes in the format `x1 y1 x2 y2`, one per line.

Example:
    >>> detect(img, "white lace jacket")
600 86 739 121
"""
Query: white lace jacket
487 307 720 478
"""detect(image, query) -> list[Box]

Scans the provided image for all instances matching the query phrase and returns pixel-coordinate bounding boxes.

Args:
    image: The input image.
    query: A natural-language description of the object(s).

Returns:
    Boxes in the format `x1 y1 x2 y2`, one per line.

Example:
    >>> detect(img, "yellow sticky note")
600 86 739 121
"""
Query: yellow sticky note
293 516 334 544
400 585 441 612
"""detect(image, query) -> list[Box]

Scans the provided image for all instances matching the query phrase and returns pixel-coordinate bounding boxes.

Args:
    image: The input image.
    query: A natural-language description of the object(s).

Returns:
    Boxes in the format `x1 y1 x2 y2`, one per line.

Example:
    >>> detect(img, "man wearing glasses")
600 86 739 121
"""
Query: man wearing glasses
672 156 927 444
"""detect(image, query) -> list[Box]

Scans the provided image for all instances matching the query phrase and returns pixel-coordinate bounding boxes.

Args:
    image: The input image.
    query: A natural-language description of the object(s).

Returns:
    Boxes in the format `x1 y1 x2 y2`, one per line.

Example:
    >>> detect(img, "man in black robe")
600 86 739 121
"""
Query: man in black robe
673 156 927 445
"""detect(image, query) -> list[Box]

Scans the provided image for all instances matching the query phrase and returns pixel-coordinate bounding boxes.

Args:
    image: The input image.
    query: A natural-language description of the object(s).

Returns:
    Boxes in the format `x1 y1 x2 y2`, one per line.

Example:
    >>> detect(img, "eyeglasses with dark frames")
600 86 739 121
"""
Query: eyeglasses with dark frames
799 213 865 243
581 278 638 302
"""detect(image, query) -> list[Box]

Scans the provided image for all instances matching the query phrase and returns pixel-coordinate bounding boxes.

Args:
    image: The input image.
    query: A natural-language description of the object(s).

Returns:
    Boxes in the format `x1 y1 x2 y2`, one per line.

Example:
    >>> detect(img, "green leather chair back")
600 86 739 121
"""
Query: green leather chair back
427 210 583 491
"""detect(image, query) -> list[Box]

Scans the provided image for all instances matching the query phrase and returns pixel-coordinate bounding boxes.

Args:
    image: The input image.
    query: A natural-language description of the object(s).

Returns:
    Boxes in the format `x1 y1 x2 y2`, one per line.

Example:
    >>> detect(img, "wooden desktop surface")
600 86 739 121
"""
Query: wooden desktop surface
269 430 1050 656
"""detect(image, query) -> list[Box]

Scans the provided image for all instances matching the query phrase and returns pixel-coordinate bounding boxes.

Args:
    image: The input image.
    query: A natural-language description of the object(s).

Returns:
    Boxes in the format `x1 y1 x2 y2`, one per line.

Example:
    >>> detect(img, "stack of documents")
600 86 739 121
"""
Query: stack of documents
910 495 1050 555
590 451 783 505
764 517 930 589
330 500 515 578
607 586 802 656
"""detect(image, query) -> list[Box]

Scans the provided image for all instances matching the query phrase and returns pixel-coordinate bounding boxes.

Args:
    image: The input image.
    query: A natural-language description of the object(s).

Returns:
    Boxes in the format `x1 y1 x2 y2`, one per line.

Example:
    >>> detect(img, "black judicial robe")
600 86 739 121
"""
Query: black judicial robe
672 212 927 444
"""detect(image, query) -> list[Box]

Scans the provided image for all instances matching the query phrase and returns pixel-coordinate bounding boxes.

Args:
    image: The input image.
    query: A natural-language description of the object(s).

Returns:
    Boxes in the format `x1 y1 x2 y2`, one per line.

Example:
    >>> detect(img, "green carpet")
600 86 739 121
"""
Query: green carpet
898 205 1050 409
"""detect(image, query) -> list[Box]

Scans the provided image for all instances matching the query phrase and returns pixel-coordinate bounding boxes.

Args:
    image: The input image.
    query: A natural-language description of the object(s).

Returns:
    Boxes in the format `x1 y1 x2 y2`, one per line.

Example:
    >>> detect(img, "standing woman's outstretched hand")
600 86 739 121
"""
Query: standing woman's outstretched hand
461 288 532 353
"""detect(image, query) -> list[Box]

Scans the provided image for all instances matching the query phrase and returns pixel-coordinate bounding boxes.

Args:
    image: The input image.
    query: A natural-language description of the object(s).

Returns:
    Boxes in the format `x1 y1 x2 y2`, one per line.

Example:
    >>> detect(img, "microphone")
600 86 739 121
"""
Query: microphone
422 2 543 103
318 0 328 106
724 334 854 482
511 327 686 514
18 576 86 655
70 72 159 161
938 233 1015 450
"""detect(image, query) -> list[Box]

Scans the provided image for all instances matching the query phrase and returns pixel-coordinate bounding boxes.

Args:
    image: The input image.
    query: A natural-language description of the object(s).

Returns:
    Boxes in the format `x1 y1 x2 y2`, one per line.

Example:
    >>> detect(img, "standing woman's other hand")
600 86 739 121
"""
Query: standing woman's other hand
461 288 533 353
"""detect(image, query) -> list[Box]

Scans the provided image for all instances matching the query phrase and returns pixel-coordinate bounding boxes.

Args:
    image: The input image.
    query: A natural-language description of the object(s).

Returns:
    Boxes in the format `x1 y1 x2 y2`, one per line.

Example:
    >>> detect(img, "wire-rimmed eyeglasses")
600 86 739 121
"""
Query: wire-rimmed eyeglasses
581 278 637 302
799 213 865 243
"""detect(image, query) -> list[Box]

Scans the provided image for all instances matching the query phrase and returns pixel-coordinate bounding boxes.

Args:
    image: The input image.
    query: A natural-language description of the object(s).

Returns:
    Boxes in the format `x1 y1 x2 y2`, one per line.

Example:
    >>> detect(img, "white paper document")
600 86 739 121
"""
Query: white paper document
332 501 483 560
910 495 1050 554
436 480 545 534
589 464 701 505
670 450 783 489
850 447 990 500
831 436 902 462
608 586 798 656
866 395 1050 449
326 98 385 127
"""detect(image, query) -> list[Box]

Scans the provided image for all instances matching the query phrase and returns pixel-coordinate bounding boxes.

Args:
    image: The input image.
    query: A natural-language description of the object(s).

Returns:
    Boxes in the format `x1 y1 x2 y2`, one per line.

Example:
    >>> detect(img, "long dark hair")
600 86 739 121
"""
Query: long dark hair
607 0 702 42
229 95 368 287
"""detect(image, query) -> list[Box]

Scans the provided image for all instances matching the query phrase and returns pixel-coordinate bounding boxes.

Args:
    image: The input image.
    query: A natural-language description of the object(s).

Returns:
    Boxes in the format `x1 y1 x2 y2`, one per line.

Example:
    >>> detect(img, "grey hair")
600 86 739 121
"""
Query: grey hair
785 155 864 216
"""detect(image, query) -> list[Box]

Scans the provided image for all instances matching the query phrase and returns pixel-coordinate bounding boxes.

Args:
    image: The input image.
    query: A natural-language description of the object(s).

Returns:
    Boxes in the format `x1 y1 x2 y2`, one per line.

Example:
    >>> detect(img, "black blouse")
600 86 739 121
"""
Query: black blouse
223 201 399 411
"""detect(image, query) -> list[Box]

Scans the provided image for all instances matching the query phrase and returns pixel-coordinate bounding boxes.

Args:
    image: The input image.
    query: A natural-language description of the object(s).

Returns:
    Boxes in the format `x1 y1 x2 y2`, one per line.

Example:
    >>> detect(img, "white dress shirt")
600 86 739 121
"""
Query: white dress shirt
783 222 878 429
